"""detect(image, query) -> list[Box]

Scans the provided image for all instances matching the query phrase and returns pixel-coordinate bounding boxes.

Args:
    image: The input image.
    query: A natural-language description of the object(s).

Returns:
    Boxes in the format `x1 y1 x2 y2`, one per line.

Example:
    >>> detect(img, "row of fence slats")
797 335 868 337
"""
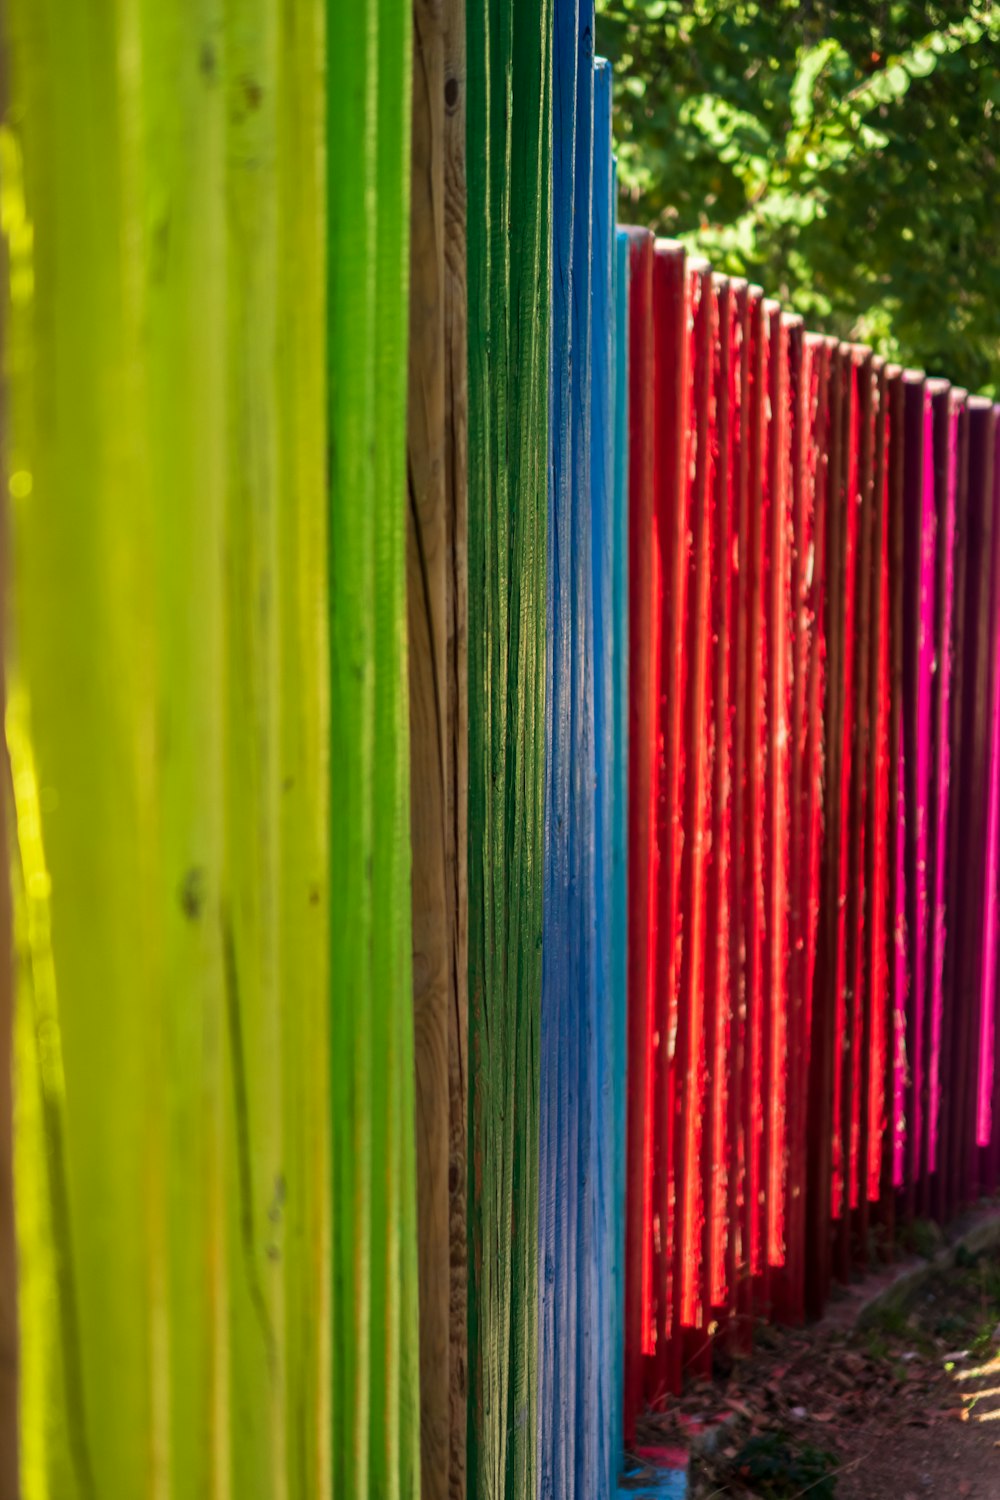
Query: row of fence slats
12 11 1000 1494
3 0 424 1495
621 233 1000 1431
465 0 550 1491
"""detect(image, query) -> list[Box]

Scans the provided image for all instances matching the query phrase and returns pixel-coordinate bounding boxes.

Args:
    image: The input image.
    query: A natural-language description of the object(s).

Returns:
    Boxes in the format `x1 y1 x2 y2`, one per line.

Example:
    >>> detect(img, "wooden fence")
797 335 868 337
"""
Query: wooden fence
622 247 1000 1433
2 5 1000 1500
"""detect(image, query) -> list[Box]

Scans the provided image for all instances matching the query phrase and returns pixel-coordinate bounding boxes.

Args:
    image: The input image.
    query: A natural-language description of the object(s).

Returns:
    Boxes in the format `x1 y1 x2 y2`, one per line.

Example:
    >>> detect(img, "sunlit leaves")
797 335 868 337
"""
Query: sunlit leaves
597 0 1000 393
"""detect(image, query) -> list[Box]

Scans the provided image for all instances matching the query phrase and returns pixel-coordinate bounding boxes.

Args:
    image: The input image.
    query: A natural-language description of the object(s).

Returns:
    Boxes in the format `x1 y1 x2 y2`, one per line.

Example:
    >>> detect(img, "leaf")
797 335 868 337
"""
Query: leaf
790 38 844 126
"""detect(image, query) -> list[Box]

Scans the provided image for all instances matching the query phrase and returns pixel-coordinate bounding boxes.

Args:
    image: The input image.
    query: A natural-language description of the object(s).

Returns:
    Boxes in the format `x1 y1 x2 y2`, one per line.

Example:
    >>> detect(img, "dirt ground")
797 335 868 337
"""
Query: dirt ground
635 1235 1000 1498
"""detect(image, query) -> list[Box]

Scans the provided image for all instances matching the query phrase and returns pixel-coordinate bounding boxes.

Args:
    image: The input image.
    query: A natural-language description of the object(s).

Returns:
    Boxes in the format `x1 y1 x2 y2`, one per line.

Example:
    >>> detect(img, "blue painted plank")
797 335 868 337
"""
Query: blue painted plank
540 1 599 1497
616 1475 688 1500
591 55 617 1500
540 0 580 1491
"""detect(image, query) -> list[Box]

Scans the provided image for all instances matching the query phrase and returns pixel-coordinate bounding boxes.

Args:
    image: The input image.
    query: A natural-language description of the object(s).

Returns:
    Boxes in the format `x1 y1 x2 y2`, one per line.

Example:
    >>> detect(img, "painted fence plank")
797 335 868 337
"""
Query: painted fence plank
0 23 16 1490
706 276 736 1326
986 423 1000 1192
926 383 959 1193
975 412 1000 1173
865 363 891 1215
887 367 908 1206
5 8 224 1492
652 239 689 1395
330 0 421 1491
275 9 331 1493
987 435 1000 1188
743 288 768 1301
623 226 655 1441
442 0 470 1491
764 307 792 1288
901 374 933 1219
590 56 619 1500
729 282 752 1342
540 0 586 1488
955 401 997 1199
677 259 713 1353
786 330 829 1320
844 350 874 1250
466 0 550 1490
940 397 971 1222
611 222 631 1482
806 341 844 1315
929 384 965 1218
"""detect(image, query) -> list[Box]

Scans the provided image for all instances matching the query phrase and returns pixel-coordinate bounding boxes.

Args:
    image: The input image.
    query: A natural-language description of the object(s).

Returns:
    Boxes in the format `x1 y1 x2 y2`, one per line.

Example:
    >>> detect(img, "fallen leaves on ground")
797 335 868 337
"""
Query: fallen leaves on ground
630 1238 1000 1497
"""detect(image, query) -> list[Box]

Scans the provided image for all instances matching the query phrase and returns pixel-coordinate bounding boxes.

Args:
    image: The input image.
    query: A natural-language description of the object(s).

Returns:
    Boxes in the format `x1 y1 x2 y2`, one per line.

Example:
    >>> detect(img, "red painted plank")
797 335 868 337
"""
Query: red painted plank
786 330 829 1320
866 363 891 1211
764 306 792 1283
728 280 752 1347
675 260 715 1341
624 226 656 1438
806 340 844 1316
705 275 736 1320
743 288 768 1296
845 351 875 1242
652 239 689 1395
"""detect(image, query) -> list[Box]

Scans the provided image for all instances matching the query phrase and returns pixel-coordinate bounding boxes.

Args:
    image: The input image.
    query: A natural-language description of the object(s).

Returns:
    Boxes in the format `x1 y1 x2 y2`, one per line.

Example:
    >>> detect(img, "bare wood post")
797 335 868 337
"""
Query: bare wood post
407 0 467 1492
442 0 468 1488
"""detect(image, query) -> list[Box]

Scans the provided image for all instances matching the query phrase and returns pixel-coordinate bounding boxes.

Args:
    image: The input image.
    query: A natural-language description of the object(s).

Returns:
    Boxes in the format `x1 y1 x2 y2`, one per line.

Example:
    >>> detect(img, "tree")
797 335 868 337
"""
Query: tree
596 0 1000 394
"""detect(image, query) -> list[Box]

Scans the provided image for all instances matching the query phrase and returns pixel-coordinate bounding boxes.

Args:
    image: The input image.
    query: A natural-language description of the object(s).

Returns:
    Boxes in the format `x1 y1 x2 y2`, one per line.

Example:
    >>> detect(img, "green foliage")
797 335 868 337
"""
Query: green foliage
729 1433 839 1498
596 0 1000 393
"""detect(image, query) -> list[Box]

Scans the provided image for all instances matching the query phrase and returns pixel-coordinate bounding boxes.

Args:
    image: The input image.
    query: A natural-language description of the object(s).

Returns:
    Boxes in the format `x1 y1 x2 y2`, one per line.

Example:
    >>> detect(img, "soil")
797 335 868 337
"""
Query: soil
634 1235 1000 1498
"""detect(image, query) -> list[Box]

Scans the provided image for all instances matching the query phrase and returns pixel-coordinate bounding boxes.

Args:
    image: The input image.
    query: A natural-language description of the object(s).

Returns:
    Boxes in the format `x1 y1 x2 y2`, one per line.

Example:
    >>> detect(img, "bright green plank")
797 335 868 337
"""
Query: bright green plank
327 0 419 1495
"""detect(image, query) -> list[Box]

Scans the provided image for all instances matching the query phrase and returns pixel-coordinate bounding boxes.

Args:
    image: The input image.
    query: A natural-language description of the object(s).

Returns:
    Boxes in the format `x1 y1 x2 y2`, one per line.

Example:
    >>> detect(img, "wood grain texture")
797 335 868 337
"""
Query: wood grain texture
466 0 550 1491
407 1 452 1495
407 0 470 1491
442 0 468 1493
